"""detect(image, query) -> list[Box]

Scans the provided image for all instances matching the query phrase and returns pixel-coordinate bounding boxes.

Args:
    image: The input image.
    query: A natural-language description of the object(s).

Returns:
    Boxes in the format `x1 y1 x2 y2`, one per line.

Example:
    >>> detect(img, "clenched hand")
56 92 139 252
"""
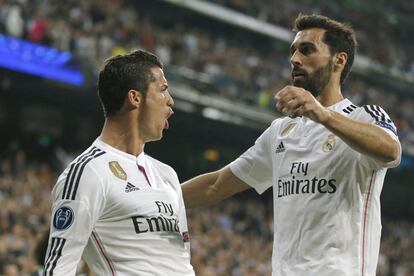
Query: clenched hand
275 86 331 124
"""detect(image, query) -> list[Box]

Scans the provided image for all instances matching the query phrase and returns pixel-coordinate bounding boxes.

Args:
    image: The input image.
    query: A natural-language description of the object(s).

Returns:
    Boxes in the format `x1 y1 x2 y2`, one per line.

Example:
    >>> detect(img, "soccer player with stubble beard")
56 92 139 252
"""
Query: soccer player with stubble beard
182 14 401 276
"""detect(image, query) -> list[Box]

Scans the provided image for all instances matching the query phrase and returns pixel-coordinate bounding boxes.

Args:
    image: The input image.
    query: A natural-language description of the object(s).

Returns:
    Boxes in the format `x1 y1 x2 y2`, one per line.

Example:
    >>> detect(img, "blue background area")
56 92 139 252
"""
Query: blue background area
0 34 83 86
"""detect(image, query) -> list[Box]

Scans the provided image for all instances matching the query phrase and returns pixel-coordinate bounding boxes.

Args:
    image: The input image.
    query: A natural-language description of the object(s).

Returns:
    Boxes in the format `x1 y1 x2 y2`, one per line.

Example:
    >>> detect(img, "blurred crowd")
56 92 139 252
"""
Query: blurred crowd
0 1 414 275
0 150 53 275
0 0 413 157
0 146 413 275
208 0 414 73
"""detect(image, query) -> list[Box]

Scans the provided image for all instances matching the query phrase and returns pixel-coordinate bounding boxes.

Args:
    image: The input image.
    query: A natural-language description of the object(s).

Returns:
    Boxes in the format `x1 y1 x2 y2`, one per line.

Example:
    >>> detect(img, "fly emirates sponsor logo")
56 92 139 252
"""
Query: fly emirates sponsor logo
131 201 180 234
277 162 337 198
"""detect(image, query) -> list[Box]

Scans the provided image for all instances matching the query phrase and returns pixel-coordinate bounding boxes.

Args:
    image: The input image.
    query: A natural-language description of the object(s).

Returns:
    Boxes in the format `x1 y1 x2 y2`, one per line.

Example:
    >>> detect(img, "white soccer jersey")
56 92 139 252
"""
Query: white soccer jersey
230 99 401 276
44 139 195 276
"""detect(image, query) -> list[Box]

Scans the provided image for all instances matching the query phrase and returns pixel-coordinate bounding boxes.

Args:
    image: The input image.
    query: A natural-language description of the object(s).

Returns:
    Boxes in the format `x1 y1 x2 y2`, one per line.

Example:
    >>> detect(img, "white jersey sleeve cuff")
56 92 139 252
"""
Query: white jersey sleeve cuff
230 161 271 195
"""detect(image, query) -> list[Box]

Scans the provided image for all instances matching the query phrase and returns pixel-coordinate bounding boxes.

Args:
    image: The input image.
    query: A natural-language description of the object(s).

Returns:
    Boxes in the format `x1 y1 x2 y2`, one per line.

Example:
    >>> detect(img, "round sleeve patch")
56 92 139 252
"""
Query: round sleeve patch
53 206 74 230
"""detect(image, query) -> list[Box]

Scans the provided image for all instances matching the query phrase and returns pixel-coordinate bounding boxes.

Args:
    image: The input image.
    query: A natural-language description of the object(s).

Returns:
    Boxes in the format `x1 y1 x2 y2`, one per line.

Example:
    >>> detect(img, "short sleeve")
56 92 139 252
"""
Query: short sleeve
230 125 274 194
355 105 401 169
44 162 107 276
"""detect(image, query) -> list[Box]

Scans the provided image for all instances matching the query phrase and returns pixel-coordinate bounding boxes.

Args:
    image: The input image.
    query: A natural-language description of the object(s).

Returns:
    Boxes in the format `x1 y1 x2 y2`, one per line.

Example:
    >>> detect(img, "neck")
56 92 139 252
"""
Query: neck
99 115 145 156
316 79 344 107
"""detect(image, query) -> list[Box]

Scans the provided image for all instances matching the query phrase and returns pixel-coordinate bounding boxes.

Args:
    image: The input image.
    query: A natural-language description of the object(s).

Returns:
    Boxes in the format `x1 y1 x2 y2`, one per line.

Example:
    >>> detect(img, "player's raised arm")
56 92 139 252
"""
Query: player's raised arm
182 166 250 209
275 86 401 165
320 106 400 165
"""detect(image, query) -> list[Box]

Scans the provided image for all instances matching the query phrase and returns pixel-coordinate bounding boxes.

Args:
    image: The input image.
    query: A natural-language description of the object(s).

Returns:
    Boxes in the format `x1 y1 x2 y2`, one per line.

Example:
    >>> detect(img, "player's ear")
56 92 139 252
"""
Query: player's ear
127 89 144 108
333 52 347 72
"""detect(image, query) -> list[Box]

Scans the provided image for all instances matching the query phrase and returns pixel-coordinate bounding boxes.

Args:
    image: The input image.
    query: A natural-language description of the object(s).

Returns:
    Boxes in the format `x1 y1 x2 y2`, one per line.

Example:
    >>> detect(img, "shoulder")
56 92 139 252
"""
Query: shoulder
347 103 390 120
53 146 108 199
71 146 107 167
352 104 397 136
67 146 108 177
146 155 178 180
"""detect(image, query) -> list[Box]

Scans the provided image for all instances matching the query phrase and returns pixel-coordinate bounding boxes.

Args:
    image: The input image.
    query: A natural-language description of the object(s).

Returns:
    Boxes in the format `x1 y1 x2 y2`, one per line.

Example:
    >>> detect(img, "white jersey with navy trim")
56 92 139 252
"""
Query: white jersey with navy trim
230 99 401 276
44 139 194 276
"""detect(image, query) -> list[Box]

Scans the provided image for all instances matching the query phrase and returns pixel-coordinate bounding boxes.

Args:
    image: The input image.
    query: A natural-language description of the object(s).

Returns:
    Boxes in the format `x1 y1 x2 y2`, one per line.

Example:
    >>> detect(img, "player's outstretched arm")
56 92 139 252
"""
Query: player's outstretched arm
182 166 250 209
276 86 400 164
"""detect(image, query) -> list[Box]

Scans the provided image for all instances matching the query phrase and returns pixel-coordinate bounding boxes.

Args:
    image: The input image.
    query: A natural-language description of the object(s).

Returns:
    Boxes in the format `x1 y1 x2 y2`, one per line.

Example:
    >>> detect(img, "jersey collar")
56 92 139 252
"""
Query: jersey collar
326 98 353 113
93 138 146 164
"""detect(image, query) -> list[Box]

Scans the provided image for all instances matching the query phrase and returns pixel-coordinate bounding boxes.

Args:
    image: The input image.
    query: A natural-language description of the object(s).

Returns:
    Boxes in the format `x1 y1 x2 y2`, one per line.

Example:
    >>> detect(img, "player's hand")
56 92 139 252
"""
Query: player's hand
275 85 331 123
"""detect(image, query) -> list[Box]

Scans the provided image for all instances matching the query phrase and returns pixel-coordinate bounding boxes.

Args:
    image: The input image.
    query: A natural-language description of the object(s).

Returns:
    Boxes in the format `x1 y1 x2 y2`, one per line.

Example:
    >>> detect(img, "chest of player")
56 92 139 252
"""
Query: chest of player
271 120 349 197
100 162 180 222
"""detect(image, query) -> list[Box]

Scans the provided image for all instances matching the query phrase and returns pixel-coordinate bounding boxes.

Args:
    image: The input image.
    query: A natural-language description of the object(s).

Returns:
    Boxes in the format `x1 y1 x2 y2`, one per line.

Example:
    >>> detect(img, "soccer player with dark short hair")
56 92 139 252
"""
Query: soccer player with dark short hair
44 50 195 275
182 14 401 276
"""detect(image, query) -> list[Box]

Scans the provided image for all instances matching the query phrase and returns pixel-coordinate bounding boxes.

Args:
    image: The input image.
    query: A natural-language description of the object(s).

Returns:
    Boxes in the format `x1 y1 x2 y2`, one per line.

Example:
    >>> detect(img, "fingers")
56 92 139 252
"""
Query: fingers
275 86 308 116
275 86 330 123
275 86 296 102
276 97 303 116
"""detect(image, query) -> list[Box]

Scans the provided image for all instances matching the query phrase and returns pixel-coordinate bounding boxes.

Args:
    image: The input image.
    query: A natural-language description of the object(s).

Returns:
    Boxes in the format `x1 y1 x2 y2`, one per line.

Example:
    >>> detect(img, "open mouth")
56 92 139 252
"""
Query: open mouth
164 110 174 129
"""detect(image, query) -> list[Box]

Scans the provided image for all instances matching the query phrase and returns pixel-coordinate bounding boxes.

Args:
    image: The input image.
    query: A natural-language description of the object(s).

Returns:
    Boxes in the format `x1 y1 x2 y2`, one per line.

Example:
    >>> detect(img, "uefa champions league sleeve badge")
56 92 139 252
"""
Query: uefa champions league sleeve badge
53 206 75 230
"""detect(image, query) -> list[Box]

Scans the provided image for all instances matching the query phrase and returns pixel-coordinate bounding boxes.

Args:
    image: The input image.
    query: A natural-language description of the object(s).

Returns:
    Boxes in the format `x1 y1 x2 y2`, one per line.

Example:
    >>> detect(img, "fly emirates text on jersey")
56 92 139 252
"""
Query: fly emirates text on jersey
277 162 337 198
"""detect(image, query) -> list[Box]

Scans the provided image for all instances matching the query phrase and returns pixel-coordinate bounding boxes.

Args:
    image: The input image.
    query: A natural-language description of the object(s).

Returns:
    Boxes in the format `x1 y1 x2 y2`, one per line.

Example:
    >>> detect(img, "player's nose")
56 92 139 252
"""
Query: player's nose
290 51 302 66
166 91 174 107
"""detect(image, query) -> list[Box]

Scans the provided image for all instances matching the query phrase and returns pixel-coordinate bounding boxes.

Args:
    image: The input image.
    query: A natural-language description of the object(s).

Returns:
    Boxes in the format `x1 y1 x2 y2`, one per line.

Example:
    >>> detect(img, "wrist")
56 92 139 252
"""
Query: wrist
320 109 333 125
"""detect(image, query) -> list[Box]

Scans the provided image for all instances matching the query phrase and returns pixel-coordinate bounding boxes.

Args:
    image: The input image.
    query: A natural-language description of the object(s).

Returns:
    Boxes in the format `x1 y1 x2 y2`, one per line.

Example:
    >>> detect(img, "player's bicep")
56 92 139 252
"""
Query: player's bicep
216 166 250 196
357 105 401 169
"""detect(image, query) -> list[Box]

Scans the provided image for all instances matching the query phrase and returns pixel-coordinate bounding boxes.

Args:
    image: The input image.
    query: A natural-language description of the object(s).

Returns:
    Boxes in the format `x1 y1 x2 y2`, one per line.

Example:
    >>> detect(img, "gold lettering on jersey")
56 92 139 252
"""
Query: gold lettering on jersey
109 161 127 180
281 123 296 137
323 134 336 152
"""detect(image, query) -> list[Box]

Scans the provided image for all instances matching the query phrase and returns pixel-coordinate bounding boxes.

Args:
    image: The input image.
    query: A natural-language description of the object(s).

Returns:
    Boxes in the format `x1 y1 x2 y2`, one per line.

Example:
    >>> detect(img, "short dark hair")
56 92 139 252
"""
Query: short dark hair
98 50 163 117
294 14 358 85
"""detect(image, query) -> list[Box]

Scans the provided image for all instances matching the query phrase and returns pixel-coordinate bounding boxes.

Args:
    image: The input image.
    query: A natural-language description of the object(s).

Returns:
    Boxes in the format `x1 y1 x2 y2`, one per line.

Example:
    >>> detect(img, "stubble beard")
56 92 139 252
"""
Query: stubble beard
292 61 333 98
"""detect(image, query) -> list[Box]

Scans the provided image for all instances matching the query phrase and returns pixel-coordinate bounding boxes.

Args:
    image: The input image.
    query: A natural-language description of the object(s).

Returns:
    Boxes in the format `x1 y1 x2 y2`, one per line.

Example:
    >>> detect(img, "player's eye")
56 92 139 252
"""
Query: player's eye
299 45 314 56
161 85 168 93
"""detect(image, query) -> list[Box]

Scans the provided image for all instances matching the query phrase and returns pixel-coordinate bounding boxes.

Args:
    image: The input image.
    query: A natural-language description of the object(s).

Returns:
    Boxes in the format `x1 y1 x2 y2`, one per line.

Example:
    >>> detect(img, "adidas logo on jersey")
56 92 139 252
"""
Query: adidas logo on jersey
275 142 285 153
125 182 140 193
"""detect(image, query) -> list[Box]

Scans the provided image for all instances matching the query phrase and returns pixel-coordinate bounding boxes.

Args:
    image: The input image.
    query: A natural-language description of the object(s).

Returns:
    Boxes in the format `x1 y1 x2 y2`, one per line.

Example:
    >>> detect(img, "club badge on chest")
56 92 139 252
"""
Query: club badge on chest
281 123 297 137
109 161 128 180
322 134 336 152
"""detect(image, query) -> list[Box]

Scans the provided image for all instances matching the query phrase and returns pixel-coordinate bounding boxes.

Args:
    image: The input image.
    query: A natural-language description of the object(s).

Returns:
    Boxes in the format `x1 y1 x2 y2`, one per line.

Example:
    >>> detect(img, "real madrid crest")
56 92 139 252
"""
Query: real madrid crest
322 134 336 152
109 161 127 180
281 123 297 137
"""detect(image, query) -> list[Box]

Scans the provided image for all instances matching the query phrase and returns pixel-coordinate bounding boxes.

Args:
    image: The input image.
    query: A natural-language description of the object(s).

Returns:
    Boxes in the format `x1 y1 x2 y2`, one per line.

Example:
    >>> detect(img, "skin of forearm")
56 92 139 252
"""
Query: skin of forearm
182 171 222 209
322 110 400 163
182 167 249 209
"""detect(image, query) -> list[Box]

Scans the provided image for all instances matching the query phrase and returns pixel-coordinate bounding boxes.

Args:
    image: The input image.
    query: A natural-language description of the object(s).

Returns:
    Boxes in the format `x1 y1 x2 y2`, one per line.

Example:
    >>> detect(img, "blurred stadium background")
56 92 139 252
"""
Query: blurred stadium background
0 0 413 275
